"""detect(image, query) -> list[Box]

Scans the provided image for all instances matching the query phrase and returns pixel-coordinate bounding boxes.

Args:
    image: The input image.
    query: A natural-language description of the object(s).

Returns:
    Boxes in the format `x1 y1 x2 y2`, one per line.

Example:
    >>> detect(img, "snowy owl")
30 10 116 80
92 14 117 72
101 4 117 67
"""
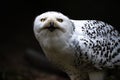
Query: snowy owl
33 11 120 80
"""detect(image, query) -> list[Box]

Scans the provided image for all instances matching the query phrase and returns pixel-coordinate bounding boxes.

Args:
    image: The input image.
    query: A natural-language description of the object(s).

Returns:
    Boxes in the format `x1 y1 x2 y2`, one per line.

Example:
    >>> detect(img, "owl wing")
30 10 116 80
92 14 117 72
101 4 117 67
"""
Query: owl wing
71 20 120 68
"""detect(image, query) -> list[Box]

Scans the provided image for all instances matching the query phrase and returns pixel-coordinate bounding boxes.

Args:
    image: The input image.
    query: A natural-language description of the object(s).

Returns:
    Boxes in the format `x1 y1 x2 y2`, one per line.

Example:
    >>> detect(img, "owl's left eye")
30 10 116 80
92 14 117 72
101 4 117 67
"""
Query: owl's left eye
40 18 46 22
57 18 63 22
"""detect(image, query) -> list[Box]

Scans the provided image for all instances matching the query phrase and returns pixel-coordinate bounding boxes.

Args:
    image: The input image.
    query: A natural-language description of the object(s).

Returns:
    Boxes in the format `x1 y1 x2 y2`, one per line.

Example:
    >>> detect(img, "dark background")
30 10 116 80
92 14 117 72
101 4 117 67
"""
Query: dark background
0 0 120 80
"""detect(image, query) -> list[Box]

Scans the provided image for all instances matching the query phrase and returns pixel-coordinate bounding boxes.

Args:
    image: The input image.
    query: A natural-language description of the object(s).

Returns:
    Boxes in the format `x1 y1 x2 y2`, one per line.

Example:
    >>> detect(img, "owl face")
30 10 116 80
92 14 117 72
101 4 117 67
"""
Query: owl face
33 11 74 40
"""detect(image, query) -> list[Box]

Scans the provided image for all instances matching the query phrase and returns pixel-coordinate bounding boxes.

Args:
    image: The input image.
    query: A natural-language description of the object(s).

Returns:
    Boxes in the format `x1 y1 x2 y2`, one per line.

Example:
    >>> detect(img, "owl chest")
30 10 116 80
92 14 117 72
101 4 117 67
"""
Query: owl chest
46 47 73 62
44 47 98 75
43 46 75 69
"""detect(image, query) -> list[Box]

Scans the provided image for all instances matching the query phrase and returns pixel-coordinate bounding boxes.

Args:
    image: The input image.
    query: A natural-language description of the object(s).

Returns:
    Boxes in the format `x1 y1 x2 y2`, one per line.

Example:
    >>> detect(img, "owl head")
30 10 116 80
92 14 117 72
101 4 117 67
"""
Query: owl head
33 11 74 41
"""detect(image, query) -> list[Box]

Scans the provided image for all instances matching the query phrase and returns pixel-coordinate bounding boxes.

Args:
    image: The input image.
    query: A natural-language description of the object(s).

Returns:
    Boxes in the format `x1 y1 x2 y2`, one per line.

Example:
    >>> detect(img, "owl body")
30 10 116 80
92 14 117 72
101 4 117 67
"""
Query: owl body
33 11 120 80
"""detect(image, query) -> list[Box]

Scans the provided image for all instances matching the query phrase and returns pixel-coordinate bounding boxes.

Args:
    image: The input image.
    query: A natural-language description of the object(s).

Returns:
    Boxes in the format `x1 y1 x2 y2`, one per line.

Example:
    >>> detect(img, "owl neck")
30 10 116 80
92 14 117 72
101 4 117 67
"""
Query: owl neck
41 36 69 51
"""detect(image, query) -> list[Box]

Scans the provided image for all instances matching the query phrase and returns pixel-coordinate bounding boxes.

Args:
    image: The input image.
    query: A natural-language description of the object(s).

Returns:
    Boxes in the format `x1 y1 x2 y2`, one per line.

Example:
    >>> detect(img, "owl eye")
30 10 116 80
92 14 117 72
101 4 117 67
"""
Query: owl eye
40 18 46 22
57 18 63 22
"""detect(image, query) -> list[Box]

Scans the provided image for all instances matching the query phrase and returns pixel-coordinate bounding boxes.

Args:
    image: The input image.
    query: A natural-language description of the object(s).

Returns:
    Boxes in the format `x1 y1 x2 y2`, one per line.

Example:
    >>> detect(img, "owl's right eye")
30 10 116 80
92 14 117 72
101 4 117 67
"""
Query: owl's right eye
40 18 46 22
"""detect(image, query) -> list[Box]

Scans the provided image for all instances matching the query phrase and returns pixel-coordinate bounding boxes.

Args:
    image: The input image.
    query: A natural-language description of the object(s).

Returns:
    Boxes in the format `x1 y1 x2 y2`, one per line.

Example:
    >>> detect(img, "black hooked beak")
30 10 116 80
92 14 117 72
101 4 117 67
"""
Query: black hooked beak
50 22 54 27
47 22 56 32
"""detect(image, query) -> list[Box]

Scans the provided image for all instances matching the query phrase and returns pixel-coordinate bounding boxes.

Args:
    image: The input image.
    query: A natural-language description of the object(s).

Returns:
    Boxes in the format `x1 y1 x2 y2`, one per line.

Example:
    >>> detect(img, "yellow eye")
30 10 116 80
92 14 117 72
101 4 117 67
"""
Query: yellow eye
40 18 46 22
57 18 63 22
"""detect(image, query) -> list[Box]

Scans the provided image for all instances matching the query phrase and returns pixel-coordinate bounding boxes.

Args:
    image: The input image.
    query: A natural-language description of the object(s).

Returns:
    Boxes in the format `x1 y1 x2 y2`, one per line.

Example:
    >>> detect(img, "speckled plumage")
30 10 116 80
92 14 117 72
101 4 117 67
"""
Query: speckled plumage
33 11 120 80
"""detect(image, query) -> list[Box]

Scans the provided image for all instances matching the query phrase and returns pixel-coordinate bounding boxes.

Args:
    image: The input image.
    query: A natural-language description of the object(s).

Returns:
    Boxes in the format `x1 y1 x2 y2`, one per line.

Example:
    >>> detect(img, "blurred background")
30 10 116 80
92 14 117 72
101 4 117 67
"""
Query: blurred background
0 0 120 80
